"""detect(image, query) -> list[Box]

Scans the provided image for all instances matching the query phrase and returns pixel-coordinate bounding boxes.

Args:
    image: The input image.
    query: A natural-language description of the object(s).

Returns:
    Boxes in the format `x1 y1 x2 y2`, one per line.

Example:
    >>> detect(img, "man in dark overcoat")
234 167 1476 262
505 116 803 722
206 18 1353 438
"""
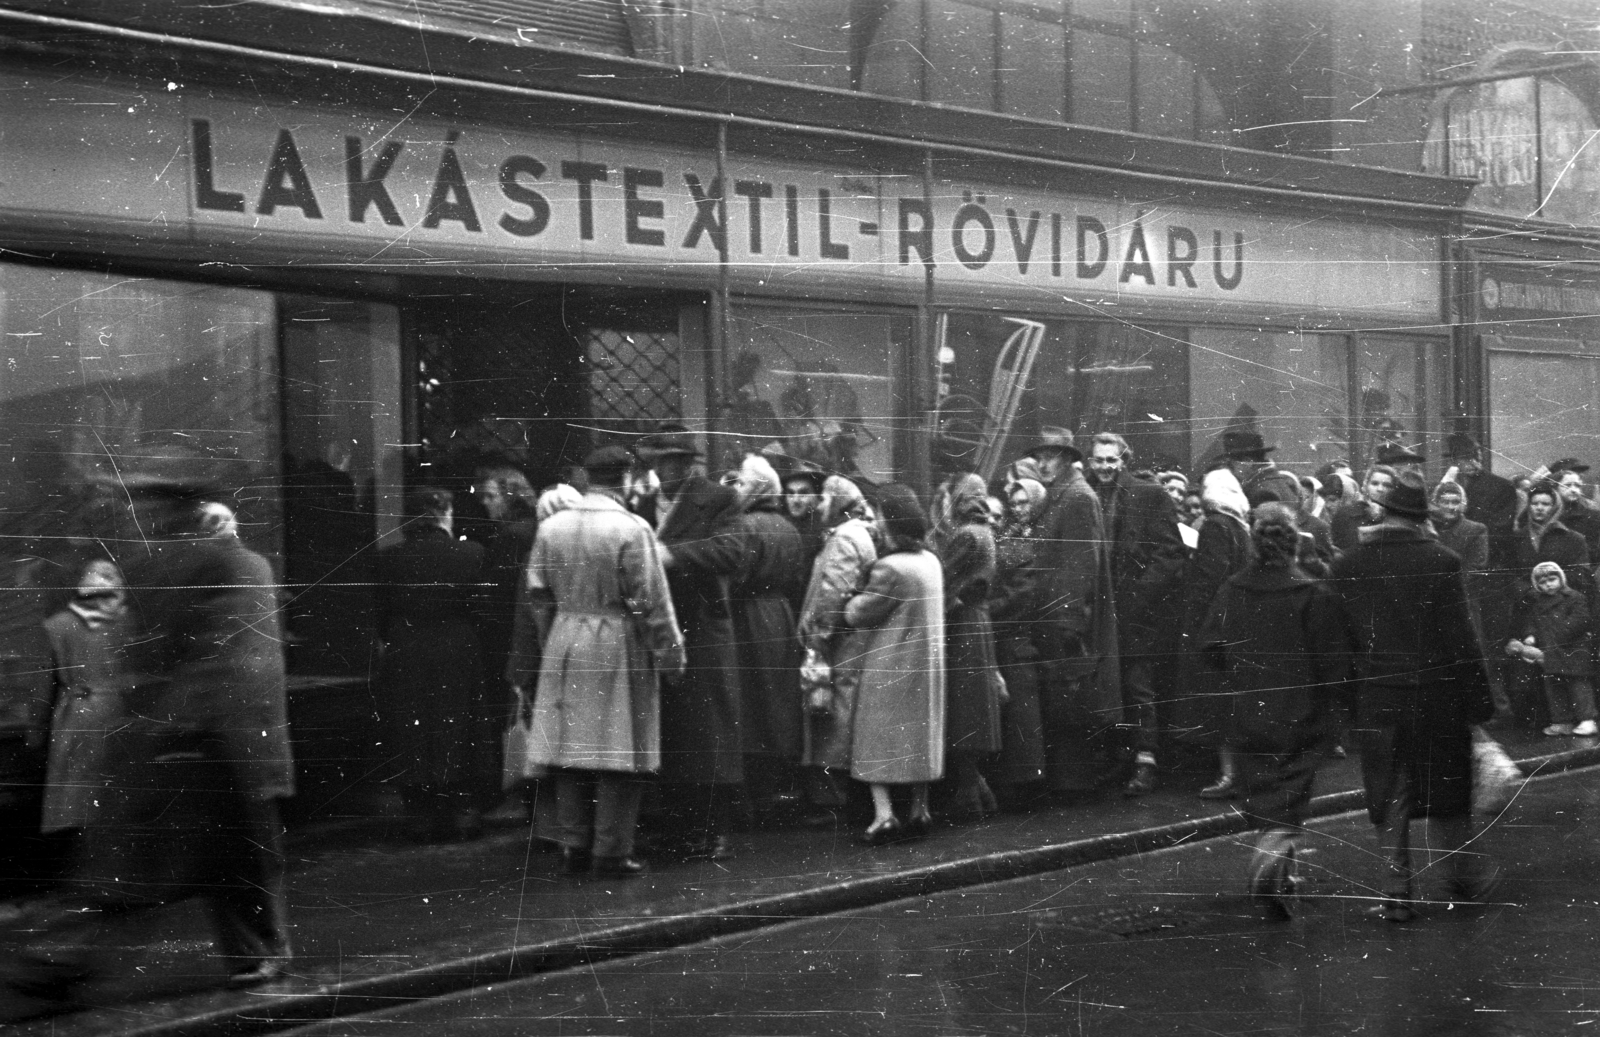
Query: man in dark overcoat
637 426 747 860
1022 427 1120 795
9 478 295 1000
1329 470 1500 922
1083 432 1188 796
1446 433 1519 719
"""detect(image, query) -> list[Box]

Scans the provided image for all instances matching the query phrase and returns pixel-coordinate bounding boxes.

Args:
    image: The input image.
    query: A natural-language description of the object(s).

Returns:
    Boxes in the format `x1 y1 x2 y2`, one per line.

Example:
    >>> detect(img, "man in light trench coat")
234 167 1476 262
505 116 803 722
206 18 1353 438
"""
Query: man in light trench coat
513 446 685 878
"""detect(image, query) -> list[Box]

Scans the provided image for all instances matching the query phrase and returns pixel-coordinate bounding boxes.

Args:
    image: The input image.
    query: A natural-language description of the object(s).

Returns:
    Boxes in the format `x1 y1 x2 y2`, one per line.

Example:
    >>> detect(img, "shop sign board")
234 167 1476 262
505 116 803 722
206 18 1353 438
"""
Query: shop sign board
0 73 1439 320
1478 262 1600 341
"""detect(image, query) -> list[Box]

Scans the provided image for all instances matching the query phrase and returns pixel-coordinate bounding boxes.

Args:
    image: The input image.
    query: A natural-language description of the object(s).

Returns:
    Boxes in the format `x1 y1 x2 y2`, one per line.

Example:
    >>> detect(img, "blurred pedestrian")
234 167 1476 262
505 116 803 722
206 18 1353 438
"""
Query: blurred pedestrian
728 453 807 818
636 426 746 861
1198 503 1352 919
376 486 487 842
796 475 878 815
844 484 945 843
9 477 295 999
932 472 1003 822
1329 470 1500 923
518 446 684 878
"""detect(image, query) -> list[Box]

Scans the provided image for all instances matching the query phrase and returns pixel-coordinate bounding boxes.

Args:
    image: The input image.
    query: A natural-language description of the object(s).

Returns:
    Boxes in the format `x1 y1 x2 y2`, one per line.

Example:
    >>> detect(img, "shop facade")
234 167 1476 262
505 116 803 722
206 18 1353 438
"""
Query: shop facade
0 10 1470 818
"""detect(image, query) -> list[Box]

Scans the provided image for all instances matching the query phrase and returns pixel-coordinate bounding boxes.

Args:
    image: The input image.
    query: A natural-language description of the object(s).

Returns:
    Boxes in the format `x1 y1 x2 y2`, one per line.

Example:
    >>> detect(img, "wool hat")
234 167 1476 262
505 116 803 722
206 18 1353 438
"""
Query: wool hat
875 483 930 543
1533 560 1567 590
1378 469 1431 520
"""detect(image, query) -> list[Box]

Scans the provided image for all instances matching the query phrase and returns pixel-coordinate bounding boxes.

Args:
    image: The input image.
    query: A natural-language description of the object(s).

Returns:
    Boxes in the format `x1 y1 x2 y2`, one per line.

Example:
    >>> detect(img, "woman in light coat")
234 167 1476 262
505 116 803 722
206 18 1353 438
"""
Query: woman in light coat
843 484 946 844
796 476 878 796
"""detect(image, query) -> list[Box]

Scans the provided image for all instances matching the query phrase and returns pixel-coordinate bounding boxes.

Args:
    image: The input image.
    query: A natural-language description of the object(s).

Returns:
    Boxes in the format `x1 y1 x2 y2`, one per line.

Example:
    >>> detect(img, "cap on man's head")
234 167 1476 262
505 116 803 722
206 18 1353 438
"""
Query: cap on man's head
1444 432 1482 460
1375 442 1426 466
1550 457 1591 476
1222 429 1275 460
635 423 703 462
582 444 636 474
1026 425 1082 462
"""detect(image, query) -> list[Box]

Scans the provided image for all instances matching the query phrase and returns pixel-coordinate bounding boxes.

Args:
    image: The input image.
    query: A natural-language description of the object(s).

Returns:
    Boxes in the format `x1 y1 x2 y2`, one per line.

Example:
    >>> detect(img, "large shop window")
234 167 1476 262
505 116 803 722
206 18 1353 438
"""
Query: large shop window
0 266 279 641
725 307 912 484
1486 336 1600 477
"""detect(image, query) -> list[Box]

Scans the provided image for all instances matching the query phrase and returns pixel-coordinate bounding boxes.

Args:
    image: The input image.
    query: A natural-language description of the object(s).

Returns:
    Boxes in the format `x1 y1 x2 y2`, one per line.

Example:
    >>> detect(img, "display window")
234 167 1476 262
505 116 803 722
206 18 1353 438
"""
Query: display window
725 306 914 485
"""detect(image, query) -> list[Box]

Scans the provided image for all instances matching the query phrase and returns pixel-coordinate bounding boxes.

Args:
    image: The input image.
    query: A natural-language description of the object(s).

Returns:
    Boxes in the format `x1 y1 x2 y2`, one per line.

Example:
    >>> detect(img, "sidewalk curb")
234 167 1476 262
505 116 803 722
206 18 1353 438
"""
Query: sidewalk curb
119 743 1600 1037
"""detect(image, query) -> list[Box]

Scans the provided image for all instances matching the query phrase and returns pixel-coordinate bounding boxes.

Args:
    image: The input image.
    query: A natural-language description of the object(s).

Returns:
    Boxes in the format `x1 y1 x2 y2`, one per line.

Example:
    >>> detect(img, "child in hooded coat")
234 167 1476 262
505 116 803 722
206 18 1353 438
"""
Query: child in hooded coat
1508 560 1597 736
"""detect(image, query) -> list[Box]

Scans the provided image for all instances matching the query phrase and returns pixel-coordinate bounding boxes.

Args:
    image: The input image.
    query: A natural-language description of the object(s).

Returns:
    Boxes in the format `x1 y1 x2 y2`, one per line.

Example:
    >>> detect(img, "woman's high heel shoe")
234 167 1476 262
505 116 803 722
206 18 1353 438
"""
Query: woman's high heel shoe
904 813 933 840
860 817 903 846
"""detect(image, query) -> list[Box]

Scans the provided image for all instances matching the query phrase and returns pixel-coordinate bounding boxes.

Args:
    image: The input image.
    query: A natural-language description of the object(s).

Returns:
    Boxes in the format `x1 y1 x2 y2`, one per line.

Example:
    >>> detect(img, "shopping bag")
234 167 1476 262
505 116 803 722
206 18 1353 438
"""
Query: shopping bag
800 646 833 716
1471 727 1525 815
501 685 540 791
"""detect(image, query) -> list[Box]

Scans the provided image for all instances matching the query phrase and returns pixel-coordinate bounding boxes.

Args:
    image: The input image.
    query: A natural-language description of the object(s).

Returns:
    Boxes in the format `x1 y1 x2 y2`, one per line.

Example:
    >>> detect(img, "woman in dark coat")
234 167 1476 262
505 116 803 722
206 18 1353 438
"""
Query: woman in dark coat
375 487 487 842
932 472 1003 822
988 476 1049 801
1515 481 1593 602
729 454 807 813
1199 503 1353 919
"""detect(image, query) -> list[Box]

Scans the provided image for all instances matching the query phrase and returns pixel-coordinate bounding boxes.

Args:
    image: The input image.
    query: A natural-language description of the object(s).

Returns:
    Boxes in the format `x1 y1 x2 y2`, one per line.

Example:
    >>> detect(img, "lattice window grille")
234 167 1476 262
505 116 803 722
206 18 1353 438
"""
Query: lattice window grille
586 327 682 431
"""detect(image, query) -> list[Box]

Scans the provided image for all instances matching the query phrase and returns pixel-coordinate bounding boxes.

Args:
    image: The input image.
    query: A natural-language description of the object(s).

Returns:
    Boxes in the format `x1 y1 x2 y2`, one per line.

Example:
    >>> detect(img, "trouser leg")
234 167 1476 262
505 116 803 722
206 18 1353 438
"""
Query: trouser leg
591 774 644 859
1570 677 1597 722
1544 675 1574 726
1122 656 1159 760
552 770 596 851
1373 765 1418 902
204 795 291 968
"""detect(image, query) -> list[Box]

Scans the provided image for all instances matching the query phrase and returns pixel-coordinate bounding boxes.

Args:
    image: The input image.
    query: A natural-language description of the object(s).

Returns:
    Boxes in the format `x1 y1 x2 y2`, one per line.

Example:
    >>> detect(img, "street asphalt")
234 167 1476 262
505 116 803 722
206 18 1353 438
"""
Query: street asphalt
3 723 1597 1037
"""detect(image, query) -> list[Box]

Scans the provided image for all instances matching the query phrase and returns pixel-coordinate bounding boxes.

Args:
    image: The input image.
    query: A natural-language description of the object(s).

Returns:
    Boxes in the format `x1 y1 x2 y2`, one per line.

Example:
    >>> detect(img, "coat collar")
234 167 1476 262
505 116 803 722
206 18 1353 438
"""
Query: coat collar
1362 523 1431 545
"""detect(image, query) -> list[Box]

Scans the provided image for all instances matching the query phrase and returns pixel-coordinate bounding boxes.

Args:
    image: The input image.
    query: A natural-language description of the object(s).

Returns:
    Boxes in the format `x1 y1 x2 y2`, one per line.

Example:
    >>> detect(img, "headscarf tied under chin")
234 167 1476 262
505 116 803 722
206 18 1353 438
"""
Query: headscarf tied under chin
820 475 867 527
934 472 990 541
535 483 584 522
1532 560 1568 592
1201 468 1250 523
736 453 782 504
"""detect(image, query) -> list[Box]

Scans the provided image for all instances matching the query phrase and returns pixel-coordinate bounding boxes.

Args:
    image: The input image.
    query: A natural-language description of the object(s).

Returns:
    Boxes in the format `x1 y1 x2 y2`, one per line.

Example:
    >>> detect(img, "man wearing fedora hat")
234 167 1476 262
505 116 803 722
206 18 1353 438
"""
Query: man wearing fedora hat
1375 441 1426 473
1329 469 1500 922
635 424 748 861
1222 429 1300 510
1020 426 1121 795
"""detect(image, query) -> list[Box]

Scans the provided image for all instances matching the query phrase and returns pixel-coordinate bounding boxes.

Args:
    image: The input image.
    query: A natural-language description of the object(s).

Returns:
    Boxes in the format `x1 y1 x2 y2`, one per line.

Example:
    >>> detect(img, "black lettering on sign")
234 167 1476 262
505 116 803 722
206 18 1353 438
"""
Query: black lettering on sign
1076 216 1108 279
624 167 665 246
257 129 322 219
785 185 800 257
422 131 481 232
345 136 404 226
561 160 609 241
1006 208 1041 275
1051 213 1063 278
192 119 245 213
817 189 849 260
1119 217 1155 285
898 198 933 270
1213 231 1244 290
499 155 550 238
952 193 995 270
1167 226 1198 288
734 180 773 254
682 173 725 254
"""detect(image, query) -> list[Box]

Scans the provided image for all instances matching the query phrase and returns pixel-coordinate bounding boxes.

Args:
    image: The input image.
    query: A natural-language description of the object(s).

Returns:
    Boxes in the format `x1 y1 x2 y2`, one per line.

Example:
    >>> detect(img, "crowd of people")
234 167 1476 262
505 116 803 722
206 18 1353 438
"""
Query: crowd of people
11 419 1593 1003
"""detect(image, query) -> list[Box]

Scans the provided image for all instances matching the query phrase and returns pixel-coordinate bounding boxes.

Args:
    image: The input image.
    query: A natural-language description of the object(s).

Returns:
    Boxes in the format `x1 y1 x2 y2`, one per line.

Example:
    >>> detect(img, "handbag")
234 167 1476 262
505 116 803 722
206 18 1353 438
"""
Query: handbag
1471 726 1524 815
800 646 834 716
501 684 541 791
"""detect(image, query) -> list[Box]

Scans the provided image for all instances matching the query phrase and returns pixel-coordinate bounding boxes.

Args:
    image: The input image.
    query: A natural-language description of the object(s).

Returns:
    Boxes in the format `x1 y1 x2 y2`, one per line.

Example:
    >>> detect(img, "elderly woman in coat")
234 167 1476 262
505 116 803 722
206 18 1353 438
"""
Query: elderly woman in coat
728 453 807 813
1199 503 1353 920
797 475 878 809
518 447 684 878
843 484 946 844
932 472 1003 822
988 476 1050 801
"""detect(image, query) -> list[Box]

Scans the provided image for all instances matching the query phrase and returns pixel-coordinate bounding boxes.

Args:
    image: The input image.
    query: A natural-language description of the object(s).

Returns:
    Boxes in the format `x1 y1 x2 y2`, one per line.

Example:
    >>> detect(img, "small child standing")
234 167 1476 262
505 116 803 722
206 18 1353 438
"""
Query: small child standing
1507 560 1597 737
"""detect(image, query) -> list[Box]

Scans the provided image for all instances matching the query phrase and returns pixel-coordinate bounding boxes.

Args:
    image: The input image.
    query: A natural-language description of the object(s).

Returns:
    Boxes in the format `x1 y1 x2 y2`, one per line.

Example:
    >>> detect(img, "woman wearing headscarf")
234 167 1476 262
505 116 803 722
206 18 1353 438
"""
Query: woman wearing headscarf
728 453 808 815
843 484 945 844
376 487 487 842
988 476 1050 802
1330 465 1396 554
1198 503 1353 919
796 475 878 812
932 472 1003 822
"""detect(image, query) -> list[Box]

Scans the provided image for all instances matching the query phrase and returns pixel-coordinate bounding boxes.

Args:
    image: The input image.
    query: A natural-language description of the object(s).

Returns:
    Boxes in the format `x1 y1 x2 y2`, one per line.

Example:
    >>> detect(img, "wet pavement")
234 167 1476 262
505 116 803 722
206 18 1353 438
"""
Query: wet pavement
2 724 1597 1036
284 765 1600 1037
